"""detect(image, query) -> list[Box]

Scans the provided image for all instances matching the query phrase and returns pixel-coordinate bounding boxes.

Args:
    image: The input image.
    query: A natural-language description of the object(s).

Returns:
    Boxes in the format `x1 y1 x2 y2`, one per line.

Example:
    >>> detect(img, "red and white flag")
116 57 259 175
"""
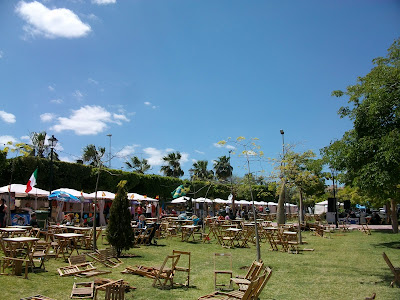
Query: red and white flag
25 168 38 193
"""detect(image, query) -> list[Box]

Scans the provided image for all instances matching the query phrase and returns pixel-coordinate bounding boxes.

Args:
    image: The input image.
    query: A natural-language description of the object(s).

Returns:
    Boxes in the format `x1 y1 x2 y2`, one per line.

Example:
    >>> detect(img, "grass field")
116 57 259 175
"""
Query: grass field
2 229 399 300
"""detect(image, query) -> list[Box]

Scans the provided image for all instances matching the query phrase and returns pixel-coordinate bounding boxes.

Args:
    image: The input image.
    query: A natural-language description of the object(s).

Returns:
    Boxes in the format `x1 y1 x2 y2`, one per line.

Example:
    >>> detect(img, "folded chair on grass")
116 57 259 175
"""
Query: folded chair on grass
231 260 264 291
87 248 122 268
94 278 135 292
58 262 97 277
382 252 400 287
152 254 181 289
94 279 126 300
70 282 95 299
68 255 111 278
199 267 272 300
31 242 51 271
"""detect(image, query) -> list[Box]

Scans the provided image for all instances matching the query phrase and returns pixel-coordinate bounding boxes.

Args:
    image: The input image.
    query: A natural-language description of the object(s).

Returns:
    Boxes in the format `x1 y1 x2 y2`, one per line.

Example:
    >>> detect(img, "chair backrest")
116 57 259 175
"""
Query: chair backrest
244 260 264 281
252 267 272 300
69 254 87 266
172 250 191 271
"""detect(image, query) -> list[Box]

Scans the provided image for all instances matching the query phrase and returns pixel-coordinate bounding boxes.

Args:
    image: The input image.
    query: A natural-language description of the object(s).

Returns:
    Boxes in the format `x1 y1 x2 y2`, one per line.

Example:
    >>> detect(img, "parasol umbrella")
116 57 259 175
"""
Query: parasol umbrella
48 190 81 202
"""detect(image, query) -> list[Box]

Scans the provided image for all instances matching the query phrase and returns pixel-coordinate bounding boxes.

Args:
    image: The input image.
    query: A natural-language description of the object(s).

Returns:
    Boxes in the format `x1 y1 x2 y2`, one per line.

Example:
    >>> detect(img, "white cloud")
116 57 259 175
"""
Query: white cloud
40 112 56 122
20 135 30 141
72 90 83 100
144 101 151 106
0 135 18 146
143 147 189 166
50 99 63 104
0 110 16 123
112 113 130 125
116 144 139 158
86 13 100 21
180 152 189 164
92 0 116 5
48 85 55 91
0 50 3 59
51 105 129 135
15 1 91 39
88 78 98 85
195 150 205 155
213 143 235 150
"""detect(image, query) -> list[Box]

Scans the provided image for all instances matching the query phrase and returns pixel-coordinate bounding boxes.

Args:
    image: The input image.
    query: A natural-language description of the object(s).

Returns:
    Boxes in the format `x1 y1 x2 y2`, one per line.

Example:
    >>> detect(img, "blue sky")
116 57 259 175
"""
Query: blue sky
1 0 399 180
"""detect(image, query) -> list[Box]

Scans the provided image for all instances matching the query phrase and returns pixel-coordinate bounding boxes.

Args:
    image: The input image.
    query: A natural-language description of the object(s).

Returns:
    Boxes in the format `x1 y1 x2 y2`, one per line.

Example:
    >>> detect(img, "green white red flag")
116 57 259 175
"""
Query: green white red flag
25 168 38 193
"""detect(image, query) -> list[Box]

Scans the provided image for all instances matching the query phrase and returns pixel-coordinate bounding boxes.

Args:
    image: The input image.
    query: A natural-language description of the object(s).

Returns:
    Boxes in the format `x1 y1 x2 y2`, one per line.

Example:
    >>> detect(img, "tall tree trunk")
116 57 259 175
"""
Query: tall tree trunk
276 179 286 225
390 199 398 234
385 202 391 224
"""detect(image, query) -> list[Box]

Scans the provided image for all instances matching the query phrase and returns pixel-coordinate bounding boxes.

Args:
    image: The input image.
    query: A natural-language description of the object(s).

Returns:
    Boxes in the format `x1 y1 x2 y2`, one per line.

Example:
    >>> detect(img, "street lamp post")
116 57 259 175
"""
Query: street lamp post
107 134 112 168
228 150 235 217
280 130 286 223
48 135 58 221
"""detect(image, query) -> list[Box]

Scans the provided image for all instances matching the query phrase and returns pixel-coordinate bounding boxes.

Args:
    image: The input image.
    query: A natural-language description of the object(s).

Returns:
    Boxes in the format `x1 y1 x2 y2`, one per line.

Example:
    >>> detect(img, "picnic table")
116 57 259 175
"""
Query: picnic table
53 233 84 261
181 225 200 242
0 227 27 237
2 236 40 271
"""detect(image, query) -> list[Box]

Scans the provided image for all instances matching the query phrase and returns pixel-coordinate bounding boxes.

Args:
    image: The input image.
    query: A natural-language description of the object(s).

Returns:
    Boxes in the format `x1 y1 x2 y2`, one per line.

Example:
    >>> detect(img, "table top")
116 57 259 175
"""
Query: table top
63 226 92 231
8 225 32 229
283 231 297 235
3 237 39 242
225 228 242 232
54 233 84 238
0 227 27 232
181 225 199 229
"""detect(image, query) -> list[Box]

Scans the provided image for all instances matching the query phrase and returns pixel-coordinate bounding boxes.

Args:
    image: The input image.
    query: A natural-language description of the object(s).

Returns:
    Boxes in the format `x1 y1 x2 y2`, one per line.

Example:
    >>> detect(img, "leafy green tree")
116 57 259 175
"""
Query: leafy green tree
29 131 48 158
213 155 233 182
190 160 214 180
160 151 184 178
277 150 326 241
82 144 105 166
323 38 400 233
106 180 134 257
125 156 151 174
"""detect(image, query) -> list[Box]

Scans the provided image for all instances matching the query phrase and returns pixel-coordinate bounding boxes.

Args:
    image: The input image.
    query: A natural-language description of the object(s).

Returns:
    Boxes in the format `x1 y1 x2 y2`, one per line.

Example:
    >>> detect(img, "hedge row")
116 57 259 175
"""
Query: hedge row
0 156 277 203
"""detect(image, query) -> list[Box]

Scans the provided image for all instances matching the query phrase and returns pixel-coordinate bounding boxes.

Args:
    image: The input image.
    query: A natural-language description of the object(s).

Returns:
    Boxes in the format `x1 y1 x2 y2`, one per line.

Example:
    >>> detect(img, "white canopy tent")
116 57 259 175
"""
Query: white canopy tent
0 184 49 198
53 188 90 223
127 193 159 202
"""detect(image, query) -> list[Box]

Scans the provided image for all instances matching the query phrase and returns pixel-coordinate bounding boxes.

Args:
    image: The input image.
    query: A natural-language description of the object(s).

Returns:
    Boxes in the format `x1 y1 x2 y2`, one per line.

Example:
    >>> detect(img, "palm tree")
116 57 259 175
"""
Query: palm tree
214 155 233 182
125 156 151 174
82 144 105 166
160 151 184 178
190 160 214 180
29 131 48 158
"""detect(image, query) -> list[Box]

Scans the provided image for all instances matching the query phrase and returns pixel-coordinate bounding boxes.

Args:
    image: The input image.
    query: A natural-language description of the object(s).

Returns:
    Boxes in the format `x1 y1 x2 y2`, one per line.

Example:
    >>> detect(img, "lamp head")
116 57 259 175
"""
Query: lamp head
48 135 58 148
280 130 284 135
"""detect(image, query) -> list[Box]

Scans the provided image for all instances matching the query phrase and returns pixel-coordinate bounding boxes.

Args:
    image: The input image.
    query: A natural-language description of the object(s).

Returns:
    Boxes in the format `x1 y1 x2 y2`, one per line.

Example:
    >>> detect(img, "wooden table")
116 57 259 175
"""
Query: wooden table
2 237 39 270
181 225 199 242
0 227 27 237
225 228 243 247
54 233 84 261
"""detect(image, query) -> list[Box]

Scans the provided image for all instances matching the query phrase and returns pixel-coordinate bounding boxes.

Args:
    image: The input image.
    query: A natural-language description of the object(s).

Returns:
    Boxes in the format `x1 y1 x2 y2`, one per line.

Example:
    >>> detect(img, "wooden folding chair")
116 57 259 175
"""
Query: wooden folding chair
152 254 181 289
58 262 97 277
70 282 95 299
97 248 123 267
382 252 400 287
68 255 111 278
173 250 191 287
95 279 126 300
360 223 371 235
1 256 29 279
214 253 233 290
264 229 279 251
231 260 264 291
31 241 51 271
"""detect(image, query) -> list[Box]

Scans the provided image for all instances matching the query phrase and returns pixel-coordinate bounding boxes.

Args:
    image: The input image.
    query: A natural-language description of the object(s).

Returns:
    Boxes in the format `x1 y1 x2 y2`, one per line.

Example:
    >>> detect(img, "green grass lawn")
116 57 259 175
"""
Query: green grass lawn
2 230 399 300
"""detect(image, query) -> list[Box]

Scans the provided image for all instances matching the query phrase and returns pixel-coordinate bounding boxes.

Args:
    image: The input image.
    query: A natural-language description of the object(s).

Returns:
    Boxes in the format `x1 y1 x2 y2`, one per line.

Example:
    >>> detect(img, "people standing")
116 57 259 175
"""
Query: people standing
0 199 6 227
146 201 152 218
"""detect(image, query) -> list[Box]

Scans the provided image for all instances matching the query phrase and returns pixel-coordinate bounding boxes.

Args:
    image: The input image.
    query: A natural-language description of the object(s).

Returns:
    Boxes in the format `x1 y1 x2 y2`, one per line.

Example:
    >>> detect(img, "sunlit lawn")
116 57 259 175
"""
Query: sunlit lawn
2 229 399 300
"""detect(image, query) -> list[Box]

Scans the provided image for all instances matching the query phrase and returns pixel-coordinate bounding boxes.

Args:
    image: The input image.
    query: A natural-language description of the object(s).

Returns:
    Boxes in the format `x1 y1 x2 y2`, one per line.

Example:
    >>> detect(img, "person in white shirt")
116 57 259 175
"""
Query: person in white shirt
146 202 152 218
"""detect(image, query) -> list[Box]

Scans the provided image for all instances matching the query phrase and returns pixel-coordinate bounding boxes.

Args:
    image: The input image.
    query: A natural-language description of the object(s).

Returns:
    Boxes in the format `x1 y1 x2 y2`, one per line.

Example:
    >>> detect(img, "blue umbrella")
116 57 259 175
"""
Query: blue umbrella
48 190 81 202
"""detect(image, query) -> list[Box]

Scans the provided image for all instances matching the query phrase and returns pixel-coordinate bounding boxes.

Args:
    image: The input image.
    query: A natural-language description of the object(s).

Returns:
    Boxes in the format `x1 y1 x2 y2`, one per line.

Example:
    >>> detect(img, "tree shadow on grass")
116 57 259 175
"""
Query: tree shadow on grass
371 241 400 249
